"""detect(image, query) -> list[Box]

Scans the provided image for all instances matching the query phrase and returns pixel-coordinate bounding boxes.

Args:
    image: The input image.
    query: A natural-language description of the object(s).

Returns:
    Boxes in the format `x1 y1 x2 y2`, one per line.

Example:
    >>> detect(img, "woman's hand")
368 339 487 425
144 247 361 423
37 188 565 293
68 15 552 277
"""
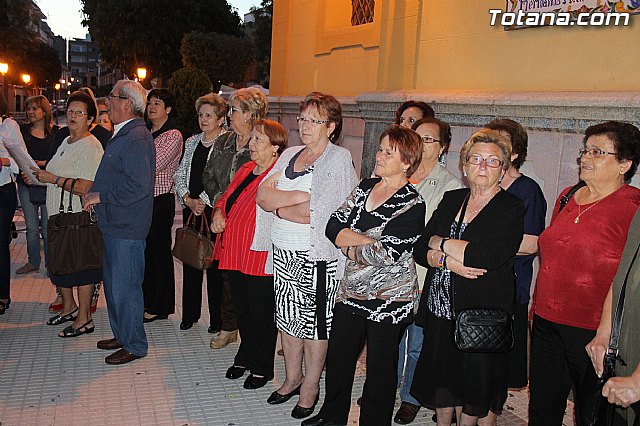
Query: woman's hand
586 332 610 377
602 375 640 408
29 165 55 184
210 209 226 233
428 235 444 251
184 196 206 216
447 256 486 279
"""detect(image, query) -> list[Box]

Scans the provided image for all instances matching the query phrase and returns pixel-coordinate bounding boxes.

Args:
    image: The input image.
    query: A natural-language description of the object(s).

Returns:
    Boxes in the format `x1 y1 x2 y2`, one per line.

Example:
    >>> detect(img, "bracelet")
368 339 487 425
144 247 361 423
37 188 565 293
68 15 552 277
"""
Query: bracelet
55 176 61 187
274 208 281 219
440 237 449 252
346 246 352 258
442 255 448 271
437 253 446 270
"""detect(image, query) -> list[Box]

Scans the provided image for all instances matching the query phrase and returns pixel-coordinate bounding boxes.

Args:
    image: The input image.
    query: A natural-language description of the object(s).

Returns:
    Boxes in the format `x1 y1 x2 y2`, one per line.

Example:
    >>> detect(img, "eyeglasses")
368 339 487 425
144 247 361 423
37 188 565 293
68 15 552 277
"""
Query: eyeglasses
296 115 328 126
421 135 440 144
466 154 503 168
228 106 243 115
66 110 88 117
108 93 128 100
579 148 618 158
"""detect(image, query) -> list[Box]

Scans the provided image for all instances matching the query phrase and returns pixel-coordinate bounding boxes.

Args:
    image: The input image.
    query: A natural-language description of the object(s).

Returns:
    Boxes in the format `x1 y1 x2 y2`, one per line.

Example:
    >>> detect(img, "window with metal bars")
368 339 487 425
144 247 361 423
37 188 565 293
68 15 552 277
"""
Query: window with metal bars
351 0 374 26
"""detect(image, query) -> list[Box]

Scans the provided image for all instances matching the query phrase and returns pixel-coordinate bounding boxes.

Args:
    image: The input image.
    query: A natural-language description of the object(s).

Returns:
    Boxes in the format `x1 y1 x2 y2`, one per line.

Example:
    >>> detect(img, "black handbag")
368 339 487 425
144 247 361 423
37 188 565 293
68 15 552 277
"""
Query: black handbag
47 178 103 275
589 242 640 426
450 193 514 353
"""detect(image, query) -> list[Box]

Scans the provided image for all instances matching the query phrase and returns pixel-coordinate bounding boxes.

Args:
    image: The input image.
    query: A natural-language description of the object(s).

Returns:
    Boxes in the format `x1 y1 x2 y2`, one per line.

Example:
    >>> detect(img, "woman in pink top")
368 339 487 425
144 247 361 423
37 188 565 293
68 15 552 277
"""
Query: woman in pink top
529 121 640 426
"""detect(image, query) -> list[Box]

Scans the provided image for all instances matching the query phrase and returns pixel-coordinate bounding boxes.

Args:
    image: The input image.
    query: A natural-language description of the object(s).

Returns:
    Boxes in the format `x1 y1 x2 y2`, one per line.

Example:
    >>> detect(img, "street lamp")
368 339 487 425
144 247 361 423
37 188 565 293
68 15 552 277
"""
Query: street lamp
0 62 8 113
21 74 30 84
137 67 147 80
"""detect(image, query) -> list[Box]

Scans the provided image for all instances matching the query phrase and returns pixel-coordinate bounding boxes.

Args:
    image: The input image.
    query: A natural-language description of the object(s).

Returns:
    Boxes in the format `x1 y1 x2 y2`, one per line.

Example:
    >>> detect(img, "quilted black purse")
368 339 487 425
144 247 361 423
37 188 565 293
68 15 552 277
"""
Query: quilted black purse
450 193 514 353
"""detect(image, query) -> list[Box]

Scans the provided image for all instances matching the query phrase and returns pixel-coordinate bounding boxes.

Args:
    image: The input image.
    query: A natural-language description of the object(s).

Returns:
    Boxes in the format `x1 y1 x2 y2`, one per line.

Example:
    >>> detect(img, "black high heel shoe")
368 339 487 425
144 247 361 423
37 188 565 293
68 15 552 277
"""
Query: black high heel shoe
226 365 247 379
0 298 10 315
267 384 301 405
291 393 320 419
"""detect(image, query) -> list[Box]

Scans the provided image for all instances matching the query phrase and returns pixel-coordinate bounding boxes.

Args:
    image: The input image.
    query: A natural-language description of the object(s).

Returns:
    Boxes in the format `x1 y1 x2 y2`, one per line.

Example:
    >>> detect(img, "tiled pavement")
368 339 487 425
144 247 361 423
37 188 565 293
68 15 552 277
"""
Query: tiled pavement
0 208 575 425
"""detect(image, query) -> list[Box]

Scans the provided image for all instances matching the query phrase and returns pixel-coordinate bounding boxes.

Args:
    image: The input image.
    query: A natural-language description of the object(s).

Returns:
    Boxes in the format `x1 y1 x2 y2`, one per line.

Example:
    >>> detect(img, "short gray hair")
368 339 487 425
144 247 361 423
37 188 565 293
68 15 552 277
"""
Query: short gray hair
116 80 147 116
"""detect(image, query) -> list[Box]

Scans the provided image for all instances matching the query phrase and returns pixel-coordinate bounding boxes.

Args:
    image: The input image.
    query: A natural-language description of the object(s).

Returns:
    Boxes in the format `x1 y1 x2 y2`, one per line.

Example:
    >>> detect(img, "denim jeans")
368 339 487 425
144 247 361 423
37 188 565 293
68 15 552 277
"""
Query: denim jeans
17 183 48 267
397 323 423 405
102 234 148 357
0 182 17 299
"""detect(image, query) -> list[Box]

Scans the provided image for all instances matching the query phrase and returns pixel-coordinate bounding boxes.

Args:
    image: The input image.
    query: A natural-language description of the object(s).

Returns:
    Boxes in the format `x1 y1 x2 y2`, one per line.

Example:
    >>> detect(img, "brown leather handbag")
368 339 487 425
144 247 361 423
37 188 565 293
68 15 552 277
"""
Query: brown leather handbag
47 178 103 275
172 212 215 270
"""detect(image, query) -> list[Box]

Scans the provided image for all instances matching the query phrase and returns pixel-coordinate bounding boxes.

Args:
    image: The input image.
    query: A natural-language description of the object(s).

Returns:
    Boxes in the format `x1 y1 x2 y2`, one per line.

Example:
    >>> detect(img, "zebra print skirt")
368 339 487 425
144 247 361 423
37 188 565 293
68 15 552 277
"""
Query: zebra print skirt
273 245 339 340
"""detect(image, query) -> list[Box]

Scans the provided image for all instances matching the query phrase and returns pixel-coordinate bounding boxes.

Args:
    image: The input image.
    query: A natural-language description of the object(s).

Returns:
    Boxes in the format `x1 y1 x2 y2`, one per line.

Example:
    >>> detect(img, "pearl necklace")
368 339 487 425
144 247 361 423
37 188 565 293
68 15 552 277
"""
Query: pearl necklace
574 199 603 224
201 130 226 146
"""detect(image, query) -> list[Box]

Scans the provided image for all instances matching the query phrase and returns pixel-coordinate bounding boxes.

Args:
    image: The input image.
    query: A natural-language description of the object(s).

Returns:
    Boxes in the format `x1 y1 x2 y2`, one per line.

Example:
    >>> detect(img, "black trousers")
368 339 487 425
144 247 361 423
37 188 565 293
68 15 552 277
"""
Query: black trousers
142 193 176 316
0 183 17 299
318 305 407 426
529 314 601 426
228 271 277 377
507 302 529 388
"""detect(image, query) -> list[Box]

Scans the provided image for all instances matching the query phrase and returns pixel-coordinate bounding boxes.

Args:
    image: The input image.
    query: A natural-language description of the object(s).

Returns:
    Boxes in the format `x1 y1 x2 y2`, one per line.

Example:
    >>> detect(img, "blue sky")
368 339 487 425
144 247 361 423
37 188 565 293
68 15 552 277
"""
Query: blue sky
36 0 259 39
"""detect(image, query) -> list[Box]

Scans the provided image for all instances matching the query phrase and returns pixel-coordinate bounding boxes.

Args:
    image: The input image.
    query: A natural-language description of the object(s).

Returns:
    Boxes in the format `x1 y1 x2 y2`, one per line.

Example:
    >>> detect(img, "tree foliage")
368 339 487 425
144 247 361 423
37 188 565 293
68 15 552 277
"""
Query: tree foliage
180 32 254 87
168 67 212 139
81 0 242 79
0 0 60 86
248 0 273 87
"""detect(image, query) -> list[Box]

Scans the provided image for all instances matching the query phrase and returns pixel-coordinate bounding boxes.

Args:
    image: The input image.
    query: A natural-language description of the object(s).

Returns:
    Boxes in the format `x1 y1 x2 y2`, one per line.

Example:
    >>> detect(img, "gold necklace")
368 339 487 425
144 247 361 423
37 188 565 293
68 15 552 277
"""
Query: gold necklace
574 199 603 224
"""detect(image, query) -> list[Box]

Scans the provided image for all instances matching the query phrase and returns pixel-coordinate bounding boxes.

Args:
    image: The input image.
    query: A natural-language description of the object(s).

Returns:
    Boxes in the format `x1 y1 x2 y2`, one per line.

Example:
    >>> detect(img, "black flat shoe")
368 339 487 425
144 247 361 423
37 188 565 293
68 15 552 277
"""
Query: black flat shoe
179 321 196 330
301 415 345 426
208 325 221 334
0 299 10 315
143 314 168 323
267 384 301 405
58 320 95 337
226 365 247 379
46 308 79 325
243 374 271 389
291 393 320 419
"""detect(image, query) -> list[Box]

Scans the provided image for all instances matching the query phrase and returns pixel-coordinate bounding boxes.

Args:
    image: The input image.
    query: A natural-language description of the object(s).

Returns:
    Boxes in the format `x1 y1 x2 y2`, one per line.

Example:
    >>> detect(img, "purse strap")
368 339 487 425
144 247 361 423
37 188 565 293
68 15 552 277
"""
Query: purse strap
559 180 586 212
449 192 470 316
66 178 79 213
58 178 72 213
608 241 640 357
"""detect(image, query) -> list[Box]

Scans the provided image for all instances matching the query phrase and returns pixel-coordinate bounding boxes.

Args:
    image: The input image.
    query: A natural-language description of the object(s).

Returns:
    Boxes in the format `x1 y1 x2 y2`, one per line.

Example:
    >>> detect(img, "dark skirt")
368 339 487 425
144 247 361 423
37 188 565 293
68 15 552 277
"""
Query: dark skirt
49 268 102 288
410 312 509 417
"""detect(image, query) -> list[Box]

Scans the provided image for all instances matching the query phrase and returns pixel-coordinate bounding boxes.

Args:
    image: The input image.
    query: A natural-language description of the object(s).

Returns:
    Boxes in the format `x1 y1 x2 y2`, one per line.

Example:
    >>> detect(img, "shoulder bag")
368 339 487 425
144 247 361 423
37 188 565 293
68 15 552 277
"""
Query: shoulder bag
172 212 215 270
47 178 103 275
451 193 515 353
589 242 640 426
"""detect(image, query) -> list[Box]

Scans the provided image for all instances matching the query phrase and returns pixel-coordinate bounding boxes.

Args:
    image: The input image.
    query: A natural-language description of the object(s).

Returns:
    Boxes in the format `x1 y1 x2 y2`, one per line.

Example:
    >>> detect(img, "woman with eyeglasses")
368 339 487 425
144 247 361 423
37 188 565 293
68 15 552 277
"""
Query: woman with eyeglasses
30 91 104 337
173 93 231 336
529 121 640 426
254 92 358 420
410 129 524 426
15 95 59 276
200 87 268 349
141 89 183 323
393 117 463 425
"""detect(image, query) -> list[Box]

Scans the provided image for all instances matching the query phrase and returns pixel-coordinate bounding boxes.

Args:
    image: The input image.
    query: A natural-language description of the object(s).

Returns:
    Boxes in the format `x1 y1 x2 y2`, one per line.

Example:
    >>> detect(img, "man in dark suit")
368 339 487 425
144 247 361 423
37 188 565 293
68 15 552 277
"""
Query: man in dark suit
83 79 155 365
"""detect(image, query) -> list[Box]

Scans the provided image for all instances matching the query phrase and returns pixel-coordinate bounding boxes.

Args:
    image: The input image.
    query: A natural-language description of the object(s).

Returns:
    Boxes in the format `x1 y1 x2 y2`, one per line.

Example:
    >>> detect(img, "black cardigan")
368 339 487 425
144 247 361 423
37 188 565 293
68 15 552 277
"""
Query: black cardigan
414 188 525 324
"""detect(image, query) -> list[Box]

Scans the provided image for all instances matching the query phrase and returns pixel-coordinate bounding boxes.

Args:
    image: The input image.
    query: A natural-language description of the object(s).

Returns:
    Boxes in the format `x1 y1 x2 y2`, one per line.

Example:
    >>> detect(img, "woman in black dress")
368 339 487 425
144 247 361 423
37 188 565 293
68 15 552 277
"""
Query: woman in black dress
411 129 524 426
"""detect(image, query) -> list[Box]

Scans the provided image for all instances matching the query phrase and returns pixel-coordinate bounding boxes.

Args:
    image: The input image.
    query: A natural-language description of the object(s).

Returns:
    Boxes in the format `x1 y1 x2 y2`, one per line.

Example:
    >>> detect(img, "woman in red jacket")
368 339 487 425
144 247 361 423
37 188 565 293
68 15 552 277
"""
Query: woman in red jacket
210 119 287 389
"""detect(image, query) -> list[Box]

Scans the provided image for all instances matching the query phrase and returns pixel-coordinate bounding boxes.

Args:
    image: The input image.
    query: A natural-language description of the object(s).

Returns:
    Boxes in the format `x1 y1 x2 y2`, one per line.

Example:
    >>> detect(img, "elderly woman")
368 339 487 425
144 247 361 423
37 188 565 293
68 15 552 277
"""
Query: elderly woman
394 117 463 425
395 100 435 129
201 87 268 348
16 95 58 275
142 89 183 323
303 126 425 426
529 121 640 426
410 129 524 426
96 97 114 133
587 207 640 426
173 93 229 334
254 92 358 420
31 91 104 337
0 120 19 315
211 119 287 390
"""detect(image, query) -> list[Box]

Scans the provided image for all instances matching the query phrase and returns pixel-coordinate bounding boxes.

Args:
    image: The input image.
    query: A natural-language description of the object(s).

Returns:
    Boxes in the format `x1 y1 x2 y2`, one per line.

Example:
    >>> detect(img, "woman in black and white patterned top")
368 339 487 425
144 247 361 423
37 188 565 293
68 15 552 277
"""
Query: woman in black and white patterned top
306 126 425 426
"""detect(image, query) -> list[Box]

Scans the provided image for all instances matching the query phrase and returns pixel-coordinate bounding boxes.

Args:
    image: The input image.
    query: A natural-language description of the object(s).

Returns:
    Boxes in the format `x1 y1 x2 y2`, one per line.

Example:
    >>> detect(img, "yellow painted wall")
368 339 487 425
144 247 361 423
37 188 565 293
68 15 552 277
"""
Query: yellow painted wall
270 0 640 96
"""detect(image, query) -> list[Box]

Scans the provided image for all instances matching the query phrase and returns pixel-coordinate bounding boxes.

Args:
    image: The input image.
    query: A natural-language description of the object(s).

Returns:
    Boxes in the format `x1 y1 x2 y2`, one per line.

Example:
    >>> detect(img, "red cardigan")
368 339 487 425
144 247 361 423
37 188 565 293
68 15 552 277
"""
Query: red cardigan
213 161 272 276
534 184 640 330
